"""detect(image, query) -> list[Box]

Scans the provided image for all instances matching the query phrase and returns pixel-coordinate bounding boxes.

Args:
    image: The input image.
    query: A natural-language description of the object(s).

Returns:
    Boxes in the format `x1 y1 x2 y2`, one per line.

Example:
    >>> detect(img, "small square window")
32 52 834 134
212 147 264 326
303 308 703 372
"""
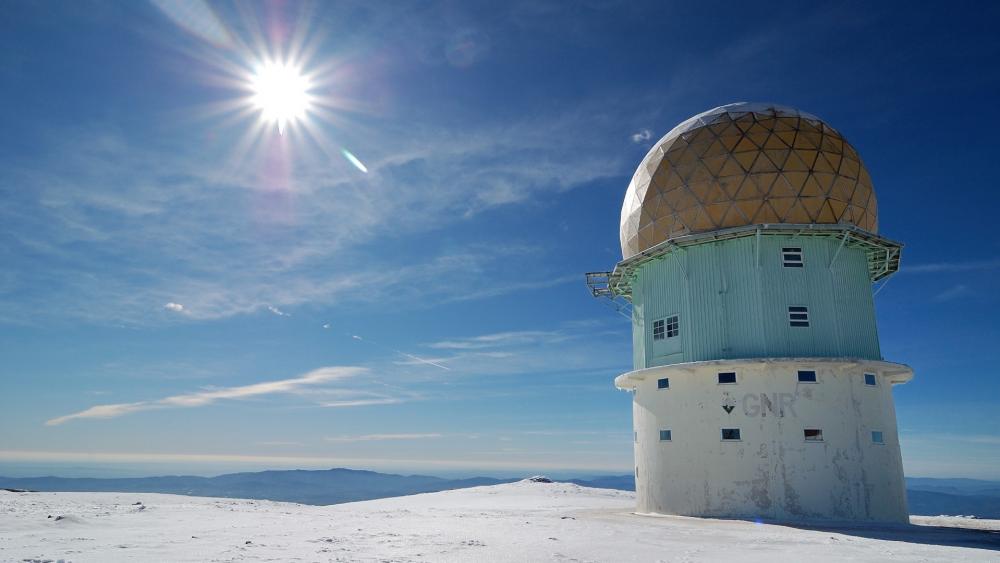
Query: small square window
653 319 665 341
864 373 877 386
804 428 824 442
659 430 672 441
782 247 804 268
871 431 884 444
665 315 680 338
721 428 741 441
788 306 810 327
657 377 670 389
797 370 817 383
717 372 737 384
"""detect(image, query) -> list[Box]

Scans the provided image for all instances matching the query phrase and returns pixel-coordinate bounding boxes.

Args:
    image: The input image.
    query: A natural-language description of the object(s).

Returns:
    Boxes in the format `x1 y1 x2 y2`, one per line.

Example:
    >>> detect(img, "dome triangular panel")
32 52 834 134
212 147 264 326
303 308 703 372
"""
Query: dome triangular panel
619 103 879 258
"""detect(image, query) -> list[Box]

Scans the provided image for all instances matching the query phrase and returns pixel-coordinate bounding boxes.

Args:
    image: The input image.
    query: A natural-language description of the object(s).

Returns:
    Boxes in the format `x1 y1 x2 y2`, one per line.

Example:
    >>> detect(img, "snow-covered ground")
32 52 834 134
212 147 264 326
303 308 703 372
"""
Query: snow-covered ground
2 480 998 562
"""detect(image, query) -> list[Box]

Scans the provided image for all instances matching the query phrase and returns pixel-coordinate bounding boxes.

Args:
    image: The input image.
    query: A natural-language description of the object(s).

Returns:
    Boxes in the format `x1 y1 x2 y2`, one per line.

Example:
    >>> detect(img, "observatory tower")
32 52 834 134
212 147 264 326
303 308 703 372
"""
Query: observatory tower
588 103 912 522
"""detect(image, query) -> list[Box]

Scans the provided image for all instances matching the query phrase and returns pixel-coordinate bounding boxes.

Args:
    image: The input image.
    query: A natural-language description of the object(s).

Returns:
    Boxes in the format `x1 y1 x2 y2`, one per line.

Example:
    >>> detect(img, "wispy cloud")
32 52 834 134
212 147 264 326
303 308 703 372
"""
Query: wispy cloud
391 355 455 367
1 93 631 325
630 129 652 143
932 284 972 302
904 432 1000 446
266 305 289 316
426 330 573 350
45 366 365 426
325 433 443 442
319 398 405 408
904 259 1000 274
395 320 629 380
443 274 578 303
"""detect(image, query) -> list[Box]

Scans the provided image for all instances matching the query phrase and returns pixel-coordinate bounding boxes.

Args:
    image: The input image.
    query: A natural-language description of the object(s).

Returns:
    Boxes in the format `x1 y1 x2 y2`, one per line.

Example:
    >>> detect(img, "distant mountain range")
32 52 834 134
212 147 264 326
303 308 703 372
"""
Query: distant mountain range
0 468 516 505
2 469 998 519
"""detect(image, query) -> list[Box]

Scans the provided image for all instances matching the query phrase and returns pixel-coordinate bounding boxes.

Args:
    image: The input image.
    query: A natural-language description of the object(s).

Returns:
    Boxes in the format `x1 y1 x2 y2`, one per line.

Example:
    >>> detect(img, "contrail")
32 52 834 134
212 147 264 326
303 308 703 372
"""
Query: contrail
350 335 451 371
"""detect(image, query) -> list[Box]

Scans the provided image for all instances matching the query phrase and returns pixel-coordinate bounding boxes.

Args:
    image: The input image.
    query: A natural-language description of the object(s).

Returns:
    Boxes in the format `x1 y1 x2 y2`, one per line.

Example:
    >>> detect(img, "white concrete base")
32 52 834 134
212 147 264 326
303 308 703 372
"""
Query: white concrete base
615 358 913 523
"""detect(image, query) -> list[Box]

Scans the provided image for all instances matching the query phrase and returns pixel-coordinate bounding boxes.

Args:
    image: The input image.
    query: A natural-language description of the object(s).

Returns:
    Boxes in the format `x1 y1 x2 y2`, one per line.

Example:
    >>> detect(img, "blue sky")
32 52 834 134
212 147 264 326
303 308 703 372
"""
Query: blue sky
1 1 998 479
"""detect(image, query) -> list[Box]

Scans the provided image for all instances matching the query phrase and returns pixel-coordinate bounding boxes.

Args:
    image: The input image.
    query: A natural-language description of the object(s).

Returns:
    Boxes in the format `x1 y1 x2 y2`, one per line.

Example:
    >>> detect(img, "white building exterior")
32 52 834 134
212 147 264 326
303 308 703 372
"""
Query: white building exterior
616 358 913 522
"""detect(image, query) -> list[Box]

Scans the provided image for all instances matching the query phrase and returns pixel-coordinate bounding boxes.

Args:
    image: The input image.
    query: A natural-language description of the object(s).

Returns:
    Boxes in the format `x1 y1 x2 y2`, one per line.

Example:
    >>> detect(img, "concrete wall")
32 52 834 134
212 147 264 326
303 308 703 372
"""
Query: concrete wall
631 234 881 369
617 358 911 523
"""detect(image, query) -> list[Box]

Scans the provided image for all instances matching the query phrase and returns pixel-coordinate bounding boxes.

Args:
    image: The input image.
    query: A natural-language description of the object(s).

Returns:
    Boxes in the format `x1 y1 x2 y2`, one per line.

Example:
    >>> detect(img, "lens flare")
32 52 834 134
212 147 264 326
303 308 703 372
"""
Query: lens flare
250 61 312 134
341 149 368 173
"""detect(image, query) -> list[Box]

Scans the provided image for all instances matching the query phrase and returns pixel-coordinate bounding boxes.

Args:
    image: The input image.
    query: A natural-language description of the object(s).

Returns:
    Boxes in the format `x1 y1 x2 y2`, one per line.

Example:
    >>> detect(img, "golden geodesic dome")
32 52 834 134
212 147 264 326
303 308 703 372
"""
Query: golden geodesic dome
620 103 878 259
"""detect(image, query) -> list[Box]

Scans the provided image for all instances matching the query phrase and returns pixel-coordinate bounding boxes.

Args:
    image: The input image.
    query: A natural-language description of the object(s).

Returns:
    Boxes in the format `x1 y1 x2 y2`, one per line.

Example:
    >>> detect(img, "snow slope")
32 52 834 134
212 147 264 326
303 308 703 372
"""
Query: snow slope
2 480 998 562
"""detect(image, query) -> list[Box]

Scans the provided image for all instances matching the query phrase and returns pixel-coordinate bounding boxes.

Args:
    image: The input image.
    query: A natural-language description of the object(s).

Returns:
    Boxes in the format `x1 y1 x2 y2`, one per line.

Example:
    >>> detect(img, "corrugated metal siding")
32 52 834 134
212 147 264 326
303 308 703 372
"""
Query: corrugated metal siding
631 234 881 369
632 281 646 368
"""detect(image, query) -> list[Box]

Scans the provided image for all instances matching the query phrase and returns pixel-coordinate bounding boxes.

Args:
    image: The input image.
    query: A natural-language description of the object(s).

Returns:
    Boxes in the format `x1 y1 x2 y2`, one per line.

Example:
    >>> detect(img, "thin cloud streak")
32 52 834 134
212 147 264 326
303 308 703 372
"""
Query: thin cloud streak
45 366 365 426
350 334 451 371
395 352 451 371
904 259 1000 273
325 433 443 442
319 398 404 408
266 305 290 316
443 274 578 303
932 284 971 303
902 432 1000 446
427 330 572 350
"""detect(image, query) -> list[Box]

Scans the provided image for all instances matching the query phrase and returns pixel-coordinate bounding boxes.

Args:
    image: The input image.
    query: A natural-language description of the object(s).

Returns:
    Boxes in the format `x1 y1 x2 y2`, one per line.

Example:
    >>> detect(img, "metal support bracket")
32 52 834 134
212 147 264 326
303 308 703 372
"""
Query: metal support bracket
828 231 849 269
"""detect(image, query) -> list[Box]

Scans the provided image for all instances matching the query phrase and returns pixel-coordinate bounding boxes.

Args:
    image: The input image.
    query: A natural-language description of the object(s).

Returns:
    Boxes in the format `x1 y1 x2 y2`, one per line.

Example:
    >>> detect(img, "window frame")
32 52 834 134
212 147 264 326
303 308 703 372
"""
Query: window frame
781 247 804 268
804 428 824 442
717 371 738 385
797 370 818 383
871 430 885 444
864 373 878 387
659 429 672 442
788 305 810 327
652 319 665 341
721 428 742 441
665 314 680 339
657 377 670 390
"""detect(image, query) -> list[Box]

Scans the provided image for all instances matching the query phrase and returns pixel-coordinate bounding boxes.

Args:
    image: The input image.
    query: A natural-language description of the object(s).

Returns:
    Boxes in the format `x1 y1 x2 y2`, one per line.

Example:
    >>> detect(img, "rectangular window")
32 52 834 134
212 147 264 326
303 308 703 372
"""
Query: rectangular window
788 306 810 327
872 431 884 444
782 247 804 268
657 377 670 389
659 430 672 441
864 373 878 386
653 319 665 341
717 372 737 384
797 370 818 383
634 431 637 443
721 428 741 441
804 429 824 442
665 315 680 338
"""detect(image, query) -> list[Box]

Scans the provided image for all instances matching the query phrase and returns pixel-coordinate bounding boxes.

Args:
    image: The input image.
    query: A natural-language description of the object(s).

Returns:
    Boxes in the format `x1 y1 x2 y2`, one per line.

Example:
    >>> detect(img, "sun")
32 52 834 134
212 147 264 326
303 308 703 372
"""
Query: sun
250 61 312 135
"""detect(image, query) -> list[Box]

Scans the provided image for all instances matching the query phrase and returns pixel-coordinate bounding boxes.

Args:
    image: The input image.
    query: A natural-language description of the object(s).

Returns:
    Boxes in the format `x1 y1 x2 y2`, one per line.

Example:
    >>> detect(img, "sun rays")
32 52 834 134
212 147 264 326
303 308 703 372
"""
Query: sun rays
150 0 370 196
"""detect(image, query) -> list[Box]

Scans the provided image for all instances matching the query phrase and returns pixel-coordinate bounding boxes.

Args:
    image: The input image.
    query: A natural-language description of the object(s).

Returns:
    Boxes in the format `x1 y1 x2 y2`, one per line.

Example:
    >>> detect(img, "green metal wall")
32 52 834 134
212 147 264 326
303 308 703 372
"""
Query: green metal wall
631 234 881 369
